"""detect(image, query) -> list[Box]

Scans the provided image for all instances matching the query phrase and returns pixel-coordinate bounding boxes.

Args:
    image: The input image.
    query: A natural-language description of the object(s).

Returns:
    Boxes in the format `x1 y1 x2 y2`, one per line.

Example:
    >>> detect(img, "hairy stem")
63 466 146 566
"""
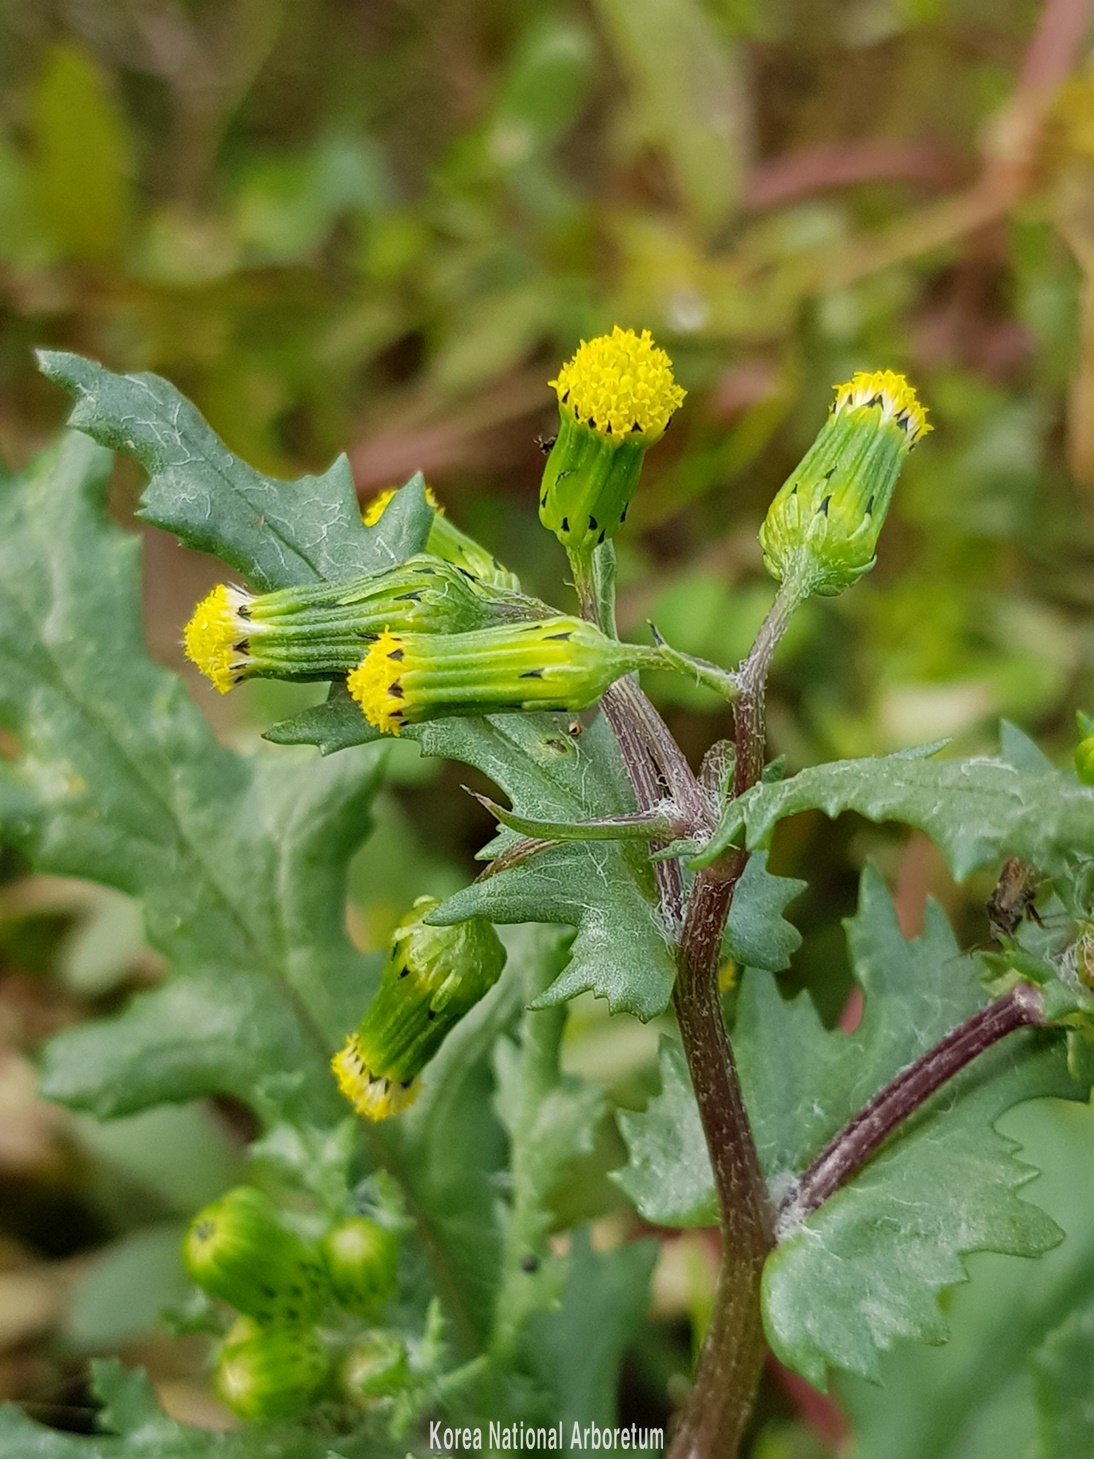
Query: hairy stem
780 981 1046 1231
668 871 773 1459
570 542 700 931
668 576 804 1459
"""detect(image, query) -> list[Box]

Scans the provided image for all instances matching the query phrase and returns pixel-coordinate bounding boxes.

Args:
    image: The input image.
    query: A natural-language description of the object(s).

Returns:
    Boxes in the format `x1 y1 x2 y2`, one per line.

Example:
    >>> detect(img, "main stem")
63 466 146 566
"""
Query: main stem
573 547 802 1457
667 579 800 1459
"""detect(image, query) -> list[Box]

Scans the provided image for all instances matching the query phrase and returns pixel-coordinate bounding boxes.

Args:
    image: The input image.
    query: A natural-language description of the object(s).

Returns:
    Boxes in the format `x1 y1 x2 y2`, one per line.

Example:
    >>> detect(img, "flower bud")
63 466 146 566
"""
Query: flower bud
759 370 930 597
215 1324 331 1422
182 1186 328 1324
341 1332 409 1406
332 896 506 1120
1076 711 1094 787
346 616 656 735
321 1217 399 1315
539 326 685 553
364 485 521 591
183 555 533 694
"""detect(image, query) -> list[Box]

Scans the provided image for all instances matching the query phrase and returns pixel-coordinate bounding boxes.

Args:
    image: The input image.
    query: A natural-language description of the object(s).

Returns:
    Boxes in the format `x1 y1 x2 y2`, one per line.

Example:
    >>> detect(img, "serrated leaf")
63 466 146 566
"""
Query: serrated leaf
420 714 677 1020
614 863 1086 1384
840 1099 1094 1459
0 432 383 1125
724 850 805 973
696 736 1094 879
754 867 1082 1386
265 682 383 755
37 352 432 591
614 1037 717 1227
39 968 337 1123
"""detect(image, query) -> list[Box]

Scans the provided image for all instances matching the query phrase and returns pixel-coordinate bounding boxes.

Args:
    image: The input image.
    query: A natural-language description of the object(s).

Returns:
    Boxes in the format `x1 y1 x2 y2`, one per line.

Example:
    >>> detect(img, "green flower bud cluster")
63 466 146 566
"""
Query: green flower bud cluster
182 1186 406 1422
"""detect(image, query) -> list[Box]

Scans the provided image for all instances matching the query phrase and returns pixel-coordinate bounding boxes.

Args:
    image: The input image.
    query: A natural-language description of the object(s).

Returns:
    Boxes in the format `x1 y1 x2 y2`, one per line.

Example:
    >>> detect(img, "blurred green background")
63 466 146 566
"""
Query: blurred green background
2 0 1094 1450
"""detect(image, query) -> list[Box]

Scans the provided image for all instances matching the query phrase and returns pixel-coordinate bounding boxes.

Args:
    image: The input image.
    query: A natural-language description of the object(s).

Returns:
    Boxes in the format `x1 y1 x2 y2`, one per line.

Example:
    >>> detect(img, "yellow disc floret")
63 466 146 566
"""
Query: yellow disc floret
183 584 240 694
550 325 686 440
363 484 442 527
346 630 408 735
331 1033 421 1122
832 370 931 447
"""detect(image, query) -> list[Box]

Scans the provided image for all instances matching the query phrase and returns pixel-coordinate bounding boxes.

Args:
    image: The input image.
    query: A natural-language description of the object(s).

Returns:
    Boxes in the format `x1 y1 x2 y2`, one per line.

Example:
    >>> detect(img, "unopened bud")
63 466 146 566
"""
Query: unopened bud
215 1323 331 1422
321 1217 399 1315
364 484 521 591
332 897 505 1120
341 1332 409 1406
346 616 657 735
182 1187 328 1324
759 370 930 597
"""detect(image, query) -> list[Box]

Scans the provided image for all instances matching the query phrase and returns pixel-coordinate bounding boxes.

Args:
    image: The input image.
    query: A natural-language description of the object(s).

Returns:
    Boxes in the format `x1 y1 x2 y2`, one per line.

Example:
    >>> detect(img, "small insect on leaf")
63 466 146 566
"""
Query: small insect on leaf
986 857 1044 944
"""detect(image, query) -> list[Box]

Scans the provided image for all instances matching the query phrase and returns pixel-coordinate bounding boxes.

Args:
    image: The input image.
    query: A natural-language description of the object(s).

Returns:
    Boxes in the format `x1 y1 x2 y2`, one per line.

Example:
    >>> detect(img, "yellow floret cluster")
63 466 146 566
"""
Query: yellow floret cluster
346 629 407 734
183 584 239 694
550 325 686 439
331 1033 420 1121
832 370 931 447
363 484 442 527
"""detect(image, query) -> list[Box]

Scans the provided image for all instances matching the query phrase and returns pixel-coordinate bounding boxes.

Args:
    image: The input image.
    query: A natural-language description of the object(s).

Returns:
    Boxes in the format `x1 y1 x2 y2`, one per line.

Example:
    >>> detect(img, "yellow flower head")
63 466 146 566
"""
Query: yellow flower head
331 1032 421 1122
346 629 408 735
550 325 686 440
832 370 931 447
183 583 250 694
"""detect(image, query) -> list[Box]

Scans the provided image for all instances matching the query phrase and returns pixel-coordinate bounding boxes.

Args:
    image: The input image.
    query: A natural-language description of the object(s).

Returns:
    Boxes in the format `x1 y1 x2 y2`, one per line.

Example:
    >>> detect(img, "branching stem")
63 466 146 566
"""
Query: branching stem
781 980 1047 1231
667 574 805 1459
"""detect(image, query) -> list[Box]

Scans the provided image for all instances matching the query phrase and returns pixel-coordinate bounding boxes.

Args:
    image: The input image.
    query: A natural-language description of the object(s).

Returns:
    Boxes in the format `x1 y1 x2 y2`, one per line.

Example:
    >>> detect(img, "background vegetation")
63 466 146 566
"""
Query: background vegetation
1 0 1094 1452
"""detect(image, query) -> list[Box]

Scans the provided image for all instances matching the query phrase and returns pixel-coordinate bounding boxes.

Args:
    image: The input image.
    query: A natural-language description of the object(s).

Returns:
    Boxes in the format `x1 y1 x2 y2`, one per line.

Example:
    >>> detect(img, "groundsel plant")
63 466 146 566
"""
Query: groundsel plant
1 332 1093 1459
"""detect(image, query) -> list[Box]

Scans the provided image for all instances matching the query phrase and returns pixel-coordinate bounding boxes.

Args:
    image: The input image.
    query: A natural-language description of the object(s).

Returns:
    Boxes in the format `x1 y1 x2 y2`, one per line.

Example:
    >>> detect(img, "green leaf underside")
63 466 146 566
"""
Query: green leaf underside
420 714 677 1020
696 740 1094 879
616 864 1086 1384
0 432 383 1126
37 351 432 591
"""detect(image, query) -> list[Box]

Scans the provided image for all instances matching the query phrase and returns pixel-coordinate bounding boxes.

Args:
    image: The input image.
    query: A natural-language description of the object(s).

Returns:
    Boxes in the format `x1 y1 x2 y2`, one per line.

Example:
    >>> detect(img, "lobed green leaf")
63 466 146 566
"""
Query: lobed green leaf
420 714 678 1020
36 351 432 591
695 736 1094 879
615 864 1088 1385
0 432 382 1126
